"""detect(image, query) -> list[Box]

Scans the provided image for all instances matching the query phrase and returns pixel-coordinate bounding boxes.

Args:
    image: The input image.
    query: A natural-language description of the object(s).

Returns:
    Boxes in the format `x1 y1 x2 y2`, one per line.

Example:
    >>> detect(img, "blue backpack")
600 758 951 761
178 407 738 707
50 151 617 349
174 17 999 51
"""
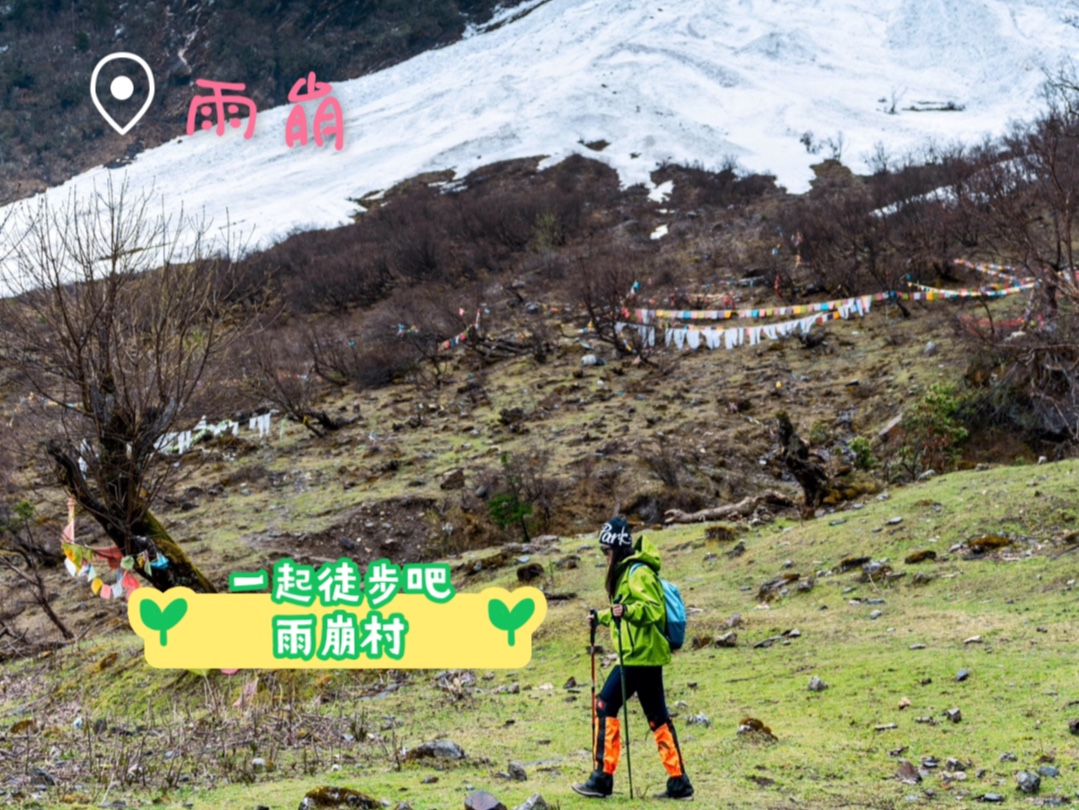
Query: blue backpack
631 563 687 651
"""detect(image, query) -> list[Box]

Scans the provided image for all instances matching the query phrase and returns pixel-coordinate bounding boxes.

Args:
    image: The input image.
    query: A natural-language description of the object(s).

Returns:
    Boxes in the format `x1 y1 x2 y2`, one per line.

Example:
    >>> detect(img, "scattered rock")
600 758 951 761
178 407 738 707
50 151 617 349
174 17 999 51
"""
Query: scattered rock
251 757 268 771
977 793 1004 803
898 697 911 710
714 631 738 647
690 635 713 650
757 573 801 601
516 562 544 583
298 786 380 809
1069 719 1079 735
956 669 971 682
513 796 549 810
922 757 939 769
687 712 711 727
870 609 882 620
1038 766 1060 778
581 355 604 367
861 561 897 583
1000 753 1018 762
924 341 939 356
508 762 527 781
875 723 898 731
1016 771 1041 794
754 635 784 648
404 740 466 761
808 676 828 692
886 516 903 525
896 760 922 784
31 768 56 787
465 790 507 810
964 636 983 645
737 717 777 742
499 408 525 426
440 469 465 490
945 708 962 723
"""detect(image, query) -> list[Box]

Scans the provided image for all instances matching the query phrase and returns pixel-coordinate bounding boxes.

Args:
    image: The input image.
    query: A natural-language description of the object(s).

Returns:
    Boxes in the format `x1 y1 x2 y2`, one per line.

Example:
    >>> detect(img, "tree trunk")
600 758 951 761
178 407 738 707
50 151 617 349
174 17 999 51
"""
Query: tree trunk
664 490 794 524
776 411 834 517
49 443 217 593
136 511 218 593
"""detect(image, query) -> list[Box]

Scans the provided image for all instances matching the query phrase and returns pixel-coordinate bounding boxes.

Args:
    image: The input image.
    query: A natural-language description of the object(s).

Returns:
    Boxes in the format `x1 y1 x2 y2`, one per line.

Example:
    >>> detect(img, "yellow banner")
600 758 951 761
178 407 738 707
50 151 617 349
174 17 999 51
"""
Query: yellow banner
128 586 547 669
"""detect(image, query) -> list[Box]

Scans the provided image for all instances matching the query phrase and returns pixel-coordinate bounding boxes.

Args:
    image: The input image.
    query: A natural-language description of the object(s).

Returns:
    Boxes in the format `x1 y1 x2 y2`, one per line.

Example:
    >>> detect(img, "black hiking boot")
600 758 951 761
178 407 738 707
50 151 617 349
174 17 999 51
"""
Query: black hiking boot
572 770 613 798
654 774 694 800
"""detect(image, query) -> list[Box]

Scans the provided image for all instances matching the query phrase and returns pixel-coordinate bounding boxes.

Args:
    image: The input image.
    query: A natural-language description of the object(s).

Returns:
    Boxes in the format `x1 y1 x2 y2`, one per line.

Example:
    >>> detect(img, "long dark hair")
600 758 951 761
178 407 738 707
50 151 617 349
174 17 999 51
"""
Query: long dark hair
604 540 635 600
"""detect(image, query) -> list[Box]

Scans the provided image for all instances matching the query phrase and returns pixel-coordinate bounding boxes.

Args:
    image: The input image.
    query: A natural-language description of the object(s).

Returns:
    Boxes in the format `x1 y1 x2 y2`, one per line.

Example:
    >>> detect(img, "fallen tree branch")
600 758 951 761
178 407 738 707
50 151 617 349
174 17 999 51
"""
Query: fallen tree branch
664 490 794 524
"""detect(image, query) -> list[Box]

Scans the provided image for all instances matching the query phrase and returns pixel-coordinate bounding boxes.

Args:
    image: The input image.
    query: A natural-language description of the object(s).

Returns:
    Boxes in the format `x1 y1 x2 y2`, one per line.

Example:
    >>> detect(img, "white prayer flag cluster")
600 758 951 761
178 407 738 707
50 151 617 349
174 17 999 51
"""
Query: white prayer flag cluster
153 411 278 455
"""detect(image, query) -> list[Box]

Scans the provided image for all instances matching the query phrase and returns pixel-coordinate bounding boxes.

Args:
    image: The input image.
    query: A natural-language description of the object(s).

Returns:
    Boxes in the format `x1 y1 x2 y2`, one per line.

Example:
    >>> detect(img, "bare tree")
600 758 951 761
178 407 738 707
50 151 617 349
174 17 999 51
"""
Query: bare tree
574 248 657 362
0 180 251 593
241 325 345 438
967 68 1079 315
0 500 73 641
951 68 1079 439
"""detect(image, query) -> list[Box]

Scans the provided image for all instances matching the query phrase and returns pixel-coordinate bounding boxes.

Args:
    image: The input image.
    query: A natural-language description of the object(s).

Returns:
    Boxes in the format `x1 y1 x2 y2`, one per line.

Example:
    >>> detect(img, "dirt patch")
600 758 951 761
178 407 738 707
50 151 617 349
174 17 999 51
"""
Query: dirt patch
248 495 440 566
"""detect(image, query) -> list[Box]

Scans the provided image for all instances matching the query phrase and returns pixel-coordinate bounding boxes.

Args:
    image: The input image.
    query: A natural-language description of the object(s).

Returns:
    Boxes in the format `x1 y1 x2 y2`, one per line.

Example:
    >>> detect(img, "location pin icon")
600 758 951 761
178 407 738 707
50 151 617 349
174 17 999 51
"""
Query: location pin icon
90 52 155 135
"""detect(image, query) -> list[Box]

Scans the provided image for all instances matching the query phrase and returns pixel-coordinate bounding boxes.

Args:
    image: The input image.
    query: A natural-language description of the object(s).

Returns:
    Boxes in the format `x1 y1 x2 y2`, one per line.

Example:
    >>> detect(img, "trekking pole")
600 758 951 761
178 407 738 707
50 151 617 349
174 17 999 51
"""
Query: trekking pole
613 599 634 799
589 609 598 768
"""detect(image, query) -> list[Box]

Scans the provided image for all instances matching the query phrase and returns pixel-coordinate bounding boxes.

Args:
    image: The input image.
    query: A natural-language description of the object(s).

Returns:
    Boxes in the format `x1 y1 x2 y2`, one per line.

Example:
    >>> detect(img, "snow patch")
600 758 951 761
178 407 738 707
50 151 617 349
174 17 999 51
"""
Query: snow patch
1 0 1076 270
649 181 674 203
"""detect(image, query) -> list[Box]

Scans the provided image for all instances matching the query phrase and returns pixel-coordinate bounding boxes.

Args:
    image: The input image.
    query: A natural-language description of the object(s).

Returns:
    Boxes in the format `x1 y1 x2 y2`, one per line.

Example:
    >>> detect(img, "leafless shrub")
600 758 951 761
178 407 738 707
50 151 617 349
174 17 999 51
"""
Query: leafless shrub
640 442 681 488
239 325 345 438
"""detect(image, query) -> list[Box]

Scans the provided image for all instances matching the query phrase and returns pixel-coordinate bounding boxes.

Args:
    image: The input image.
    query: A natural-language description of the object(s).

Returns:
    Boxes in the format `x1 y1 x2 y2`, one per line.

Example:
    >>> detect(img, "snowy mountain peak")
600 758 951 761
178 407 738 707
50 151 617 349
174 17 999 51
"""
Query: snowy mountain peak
4 0 1078 259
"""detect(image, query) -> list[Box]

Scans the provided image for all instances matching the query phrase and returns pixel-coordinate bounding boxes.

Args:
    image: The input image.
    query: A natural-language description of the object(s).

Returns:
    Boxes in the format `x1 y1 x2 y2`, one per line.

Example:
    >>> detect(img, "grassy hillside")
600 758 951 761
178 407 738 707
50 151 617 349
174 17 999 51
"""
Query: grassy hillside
2 457 1078 808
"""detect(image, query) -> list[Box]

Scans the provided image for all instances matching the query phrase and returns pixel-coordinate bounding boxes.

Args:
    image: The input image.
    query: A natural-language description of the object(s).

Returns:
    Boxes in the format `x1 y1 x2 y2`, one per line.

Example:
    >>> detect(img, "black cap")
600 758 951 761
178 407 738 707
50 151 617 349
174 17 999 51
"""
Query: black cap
599 517 633 548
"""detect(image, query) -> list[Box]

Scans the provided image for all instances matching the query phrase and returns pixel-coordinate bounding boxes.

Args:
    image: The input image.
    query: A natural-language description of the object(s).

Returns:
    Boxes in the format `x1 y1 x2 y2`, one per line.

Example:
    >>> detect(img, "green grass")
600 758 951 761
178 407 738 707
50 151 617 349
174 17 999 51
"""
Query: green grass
4 460 1079 808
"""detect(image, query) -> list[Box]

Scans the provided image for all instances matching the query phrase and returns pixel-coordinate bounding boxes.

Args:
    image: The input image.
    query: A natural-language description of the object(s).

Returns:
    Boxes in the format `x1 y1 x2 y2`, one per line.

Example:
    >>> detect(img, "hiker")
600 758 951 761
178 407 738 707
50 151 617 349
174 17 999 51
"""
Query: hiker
573 517 694 801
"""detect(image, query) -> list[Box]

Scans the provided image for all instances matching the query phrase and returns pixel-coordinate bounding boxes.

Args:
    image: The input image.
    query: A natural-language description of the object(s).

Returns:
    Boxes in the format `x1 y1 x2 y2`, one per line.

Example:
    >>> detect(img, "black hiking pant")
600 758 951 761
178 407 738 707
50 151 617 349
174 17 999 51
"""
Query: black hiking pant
596 664 669 726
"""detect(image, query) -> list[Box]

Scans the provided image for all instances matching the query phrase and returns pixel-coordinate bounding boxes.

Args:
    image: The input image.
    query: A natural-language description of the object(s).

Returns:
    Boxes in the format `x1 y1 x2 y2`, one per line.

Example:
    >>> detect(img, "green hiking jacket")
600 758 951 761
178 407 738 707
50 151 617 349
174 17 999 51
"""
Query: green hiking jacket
596 535 671 666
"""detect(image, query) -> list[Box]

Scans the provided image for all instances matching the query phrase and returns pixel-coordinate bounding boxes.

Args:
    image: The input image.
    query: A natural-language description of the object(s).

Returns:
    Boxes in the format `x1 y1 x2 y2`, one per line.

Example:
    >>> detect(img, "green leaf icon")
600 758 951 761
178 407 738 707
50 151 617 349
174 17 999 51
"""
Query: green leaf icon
140 598 188 647
488 597 535 647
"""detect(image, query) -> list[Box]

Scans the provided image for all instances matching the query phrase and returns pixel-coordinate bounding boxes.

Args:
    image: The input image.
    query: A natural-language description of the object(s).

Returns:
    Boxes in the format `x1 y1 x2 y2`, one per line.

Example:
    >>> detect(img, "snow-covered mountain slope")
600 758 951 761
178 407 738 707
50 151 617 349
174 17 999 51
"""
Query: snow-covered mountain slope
5 0 1079 258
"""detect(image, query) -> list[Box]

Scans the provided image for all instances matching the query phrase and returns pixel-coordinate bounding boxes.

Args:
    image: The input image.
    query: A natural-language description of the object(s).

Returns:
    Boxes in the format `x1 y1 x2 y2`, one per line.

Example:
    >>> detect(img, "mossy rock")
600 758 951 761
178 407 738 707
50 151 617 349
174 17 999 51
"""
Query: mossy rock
738 716 778 742
904 549 937 564
836 556 871 573
968 534 1012 554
